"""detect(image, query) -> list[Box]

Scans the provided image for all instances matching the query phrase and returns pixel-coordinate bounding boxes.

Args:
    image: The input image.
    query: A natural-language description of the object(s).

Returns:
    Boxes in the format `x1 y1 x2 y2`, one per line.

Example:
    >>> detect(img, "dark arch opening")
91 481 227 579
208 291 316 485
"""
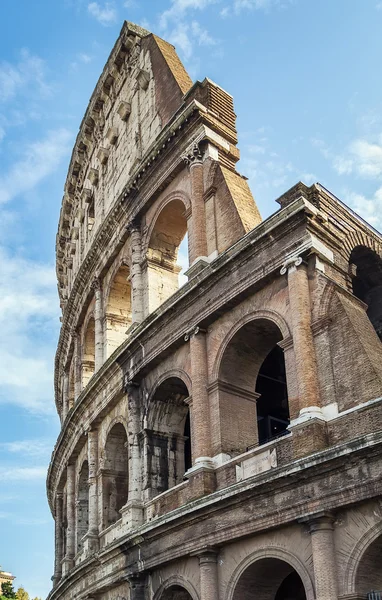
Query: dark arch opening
218 318 290 453
76 461 89 553
159 585 193 600
355 533 382 597
232 557 307 600
350 246 382 341
102 423 128 528
256 346 289 445
146 377 191 498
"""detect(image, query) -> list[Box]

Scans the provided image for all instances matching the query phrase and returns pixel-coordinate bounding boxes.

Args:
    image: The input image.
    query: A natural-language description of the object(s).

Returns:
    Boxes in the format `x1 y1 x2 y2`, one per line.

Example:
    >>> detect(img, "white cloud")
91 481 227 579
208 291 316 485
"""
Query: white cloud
376 1 382 9
220 0 291 17
88 1 118 25
78 52 92 63
313 135 382 179
345 186 382 230
0 439 53 458
0 467 47 481
0 49 50 104
0 246 59 413
0 127 72 204
160 0 217 29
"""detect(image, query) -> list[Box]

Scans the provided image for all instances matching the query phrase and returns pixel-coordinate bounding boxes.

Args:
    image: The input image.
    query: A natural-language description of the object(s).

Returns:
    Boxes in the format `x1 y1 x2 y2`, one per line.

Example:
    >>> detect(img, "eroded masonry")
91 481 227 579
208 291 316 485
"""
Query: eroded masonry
48 21 382 600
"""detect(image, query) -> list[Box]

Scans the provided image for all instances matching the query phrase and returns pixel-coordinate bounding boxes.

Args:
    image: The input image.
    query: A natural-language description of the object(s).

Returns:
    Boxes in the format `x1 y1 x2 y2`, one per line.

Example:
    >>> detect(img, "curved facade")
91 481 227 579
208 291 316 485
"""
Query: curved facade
48 21 382 600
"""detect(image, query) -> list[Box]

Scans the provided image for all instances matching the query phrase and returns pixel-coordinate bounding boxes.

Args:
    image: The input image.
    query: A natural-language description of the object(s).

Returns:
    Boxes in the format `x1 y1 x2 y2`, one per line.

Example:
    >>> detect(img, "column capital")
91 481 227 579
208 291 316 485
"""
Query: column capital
184 325 207 341
299 511 335 532
182 141 204 167
280 255 303 275
91 277 102 292
191 546 219 564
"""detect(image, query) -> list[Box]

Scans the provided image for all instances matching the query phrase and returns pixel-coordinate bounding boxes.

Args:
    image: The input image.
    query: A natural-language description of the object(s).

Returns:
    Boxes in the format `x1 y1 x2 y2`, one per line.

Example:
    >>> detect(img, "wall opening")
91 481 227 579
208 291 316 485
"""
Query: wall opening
102 423 128 528
232 558 306 600
105 264 132 358
350 246 382 341
68 359 75 411
76 461 89 553
82 316 95 388
256 345 289 445
159 585 193 600
218 318 289 454
146 377 191 498
146 200 188 312
355 533 382 597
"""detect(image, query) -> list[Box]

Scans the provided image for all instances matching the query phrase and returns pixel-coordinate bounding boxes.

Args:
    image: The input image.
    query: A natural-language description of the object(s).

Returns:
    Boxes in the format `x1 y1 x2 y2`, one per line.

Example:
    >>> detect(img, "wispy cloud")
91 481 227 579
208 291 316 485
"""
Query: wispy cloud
0 467 47 481
87 1 118 25
158 0 218 60
221 0 292 17
0 128 72 204
0 49 50 104
0 246 59 414
0 439 53 458
313 134 382 179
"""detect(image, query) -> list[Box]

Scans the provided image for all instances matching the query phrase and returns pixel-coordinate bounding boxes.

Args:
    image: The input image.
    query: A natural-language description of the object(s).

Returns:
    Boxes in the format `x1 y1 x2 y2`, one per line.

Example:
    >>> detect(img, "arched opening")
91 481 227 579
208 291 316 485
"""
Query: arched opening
76 461 89 553
82 316 95 387
256 345 289 445
68 359 75 410
350 246 382 341
218 318 289 454
355 533 382 597
102 423 128 528
146 200 188 313
232 558 307 600
146 377 191 499
105 264 132 358
159 586 193 600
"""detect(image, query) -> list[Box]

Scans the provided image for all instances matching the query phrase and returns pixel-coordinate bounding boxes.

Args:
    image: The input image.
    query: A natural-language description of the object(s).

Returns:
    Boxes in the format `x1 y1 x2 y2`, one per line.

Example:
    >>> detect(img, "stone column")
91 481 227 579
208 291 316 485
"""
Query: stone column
130 224 144 324
73 330 81 401
127 574 146 600
63 464 75 573
308 514 338 600
62 371 69 422
85 427 99 553
121 382 143 529
187 327 212 465
198 549 219 600
92 279 104 370
183 143 208 265
281 257 320 415
53 492 63 585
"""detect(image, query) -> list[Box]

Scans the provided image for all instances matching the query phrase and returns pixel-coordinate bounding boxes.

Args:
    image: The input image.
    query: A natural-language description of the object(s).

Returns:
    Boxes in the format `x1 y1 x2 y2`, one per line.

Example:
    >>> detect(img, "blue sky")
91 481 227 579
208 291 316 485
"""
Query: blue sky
0 0 382 596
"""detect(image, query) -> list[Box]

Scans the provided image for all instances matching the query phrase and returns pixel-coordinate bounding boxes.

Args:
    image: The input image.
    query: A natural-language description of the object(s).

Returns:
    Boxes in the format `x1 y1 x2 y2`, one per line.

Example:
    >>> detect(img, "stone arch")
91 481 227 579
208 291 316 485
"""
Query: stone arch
145 376 191 498
212 311 291 453
101 422 128 528
82 315 95 387
317 280 337 321
153 576 199 600
343 520 382 596
349 245 382 341
225 548 314 600
342 230 382 266
144 192 190 313
143 191 191 255
76 459 89 553
105 262 132 358
212 309 291 382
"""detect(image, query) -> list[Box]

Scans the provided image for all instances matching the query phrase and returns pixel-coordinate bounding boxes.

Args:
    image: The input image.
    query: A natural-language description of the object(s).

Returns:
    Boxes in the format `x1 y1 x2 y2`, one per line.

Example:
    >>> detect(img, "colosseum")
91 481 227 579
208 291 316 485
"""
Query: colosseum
47 20 382 600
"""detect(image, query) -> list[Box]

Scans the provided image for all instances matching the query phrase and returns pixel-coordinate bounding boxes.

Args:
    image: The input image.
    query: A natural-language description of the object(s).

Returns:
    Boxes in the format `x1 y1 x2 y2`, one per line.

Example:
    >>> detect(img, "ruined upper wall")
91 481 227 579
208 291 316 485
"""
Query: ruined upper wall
56 22 194 307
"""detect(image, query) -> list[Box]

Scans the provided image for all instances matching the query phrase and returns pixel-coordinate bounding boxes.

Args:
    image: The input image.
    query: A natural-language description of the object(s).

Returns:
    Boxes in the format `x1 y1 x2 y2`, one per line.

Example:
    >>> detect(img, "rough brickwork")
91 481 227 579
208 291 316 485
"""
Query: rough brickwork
48 21 382 600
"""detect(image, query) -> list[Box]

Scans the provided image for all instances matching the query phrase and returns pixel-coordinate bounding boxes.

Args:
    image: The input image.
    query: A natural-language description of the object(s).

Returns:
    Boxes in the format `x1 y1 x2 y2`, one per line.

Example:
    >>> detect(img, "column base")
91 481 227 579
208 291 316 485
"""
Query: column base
83 531 99 554
185 257 210 279
290 417 328 458
184 460 216 500
120 499 144 530
61 556 74 576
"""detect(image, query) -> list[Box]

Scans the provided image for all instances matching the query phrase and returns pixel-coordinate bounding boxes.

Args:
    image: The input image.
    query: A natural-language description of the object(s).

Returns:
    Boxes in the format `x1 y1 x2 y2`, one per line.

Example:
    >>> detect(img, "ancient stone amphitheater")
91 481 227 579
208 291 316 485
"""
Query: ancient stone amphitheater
47 21 382 600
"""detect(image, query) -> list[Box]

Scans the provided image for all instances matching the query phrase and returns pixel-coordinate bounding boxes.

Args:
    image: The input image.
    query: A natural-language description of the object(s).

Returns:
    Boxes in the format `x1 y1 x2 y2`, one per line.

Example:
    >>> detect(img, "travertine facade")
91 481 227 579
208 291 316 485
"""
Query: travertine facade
48 21 382 600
